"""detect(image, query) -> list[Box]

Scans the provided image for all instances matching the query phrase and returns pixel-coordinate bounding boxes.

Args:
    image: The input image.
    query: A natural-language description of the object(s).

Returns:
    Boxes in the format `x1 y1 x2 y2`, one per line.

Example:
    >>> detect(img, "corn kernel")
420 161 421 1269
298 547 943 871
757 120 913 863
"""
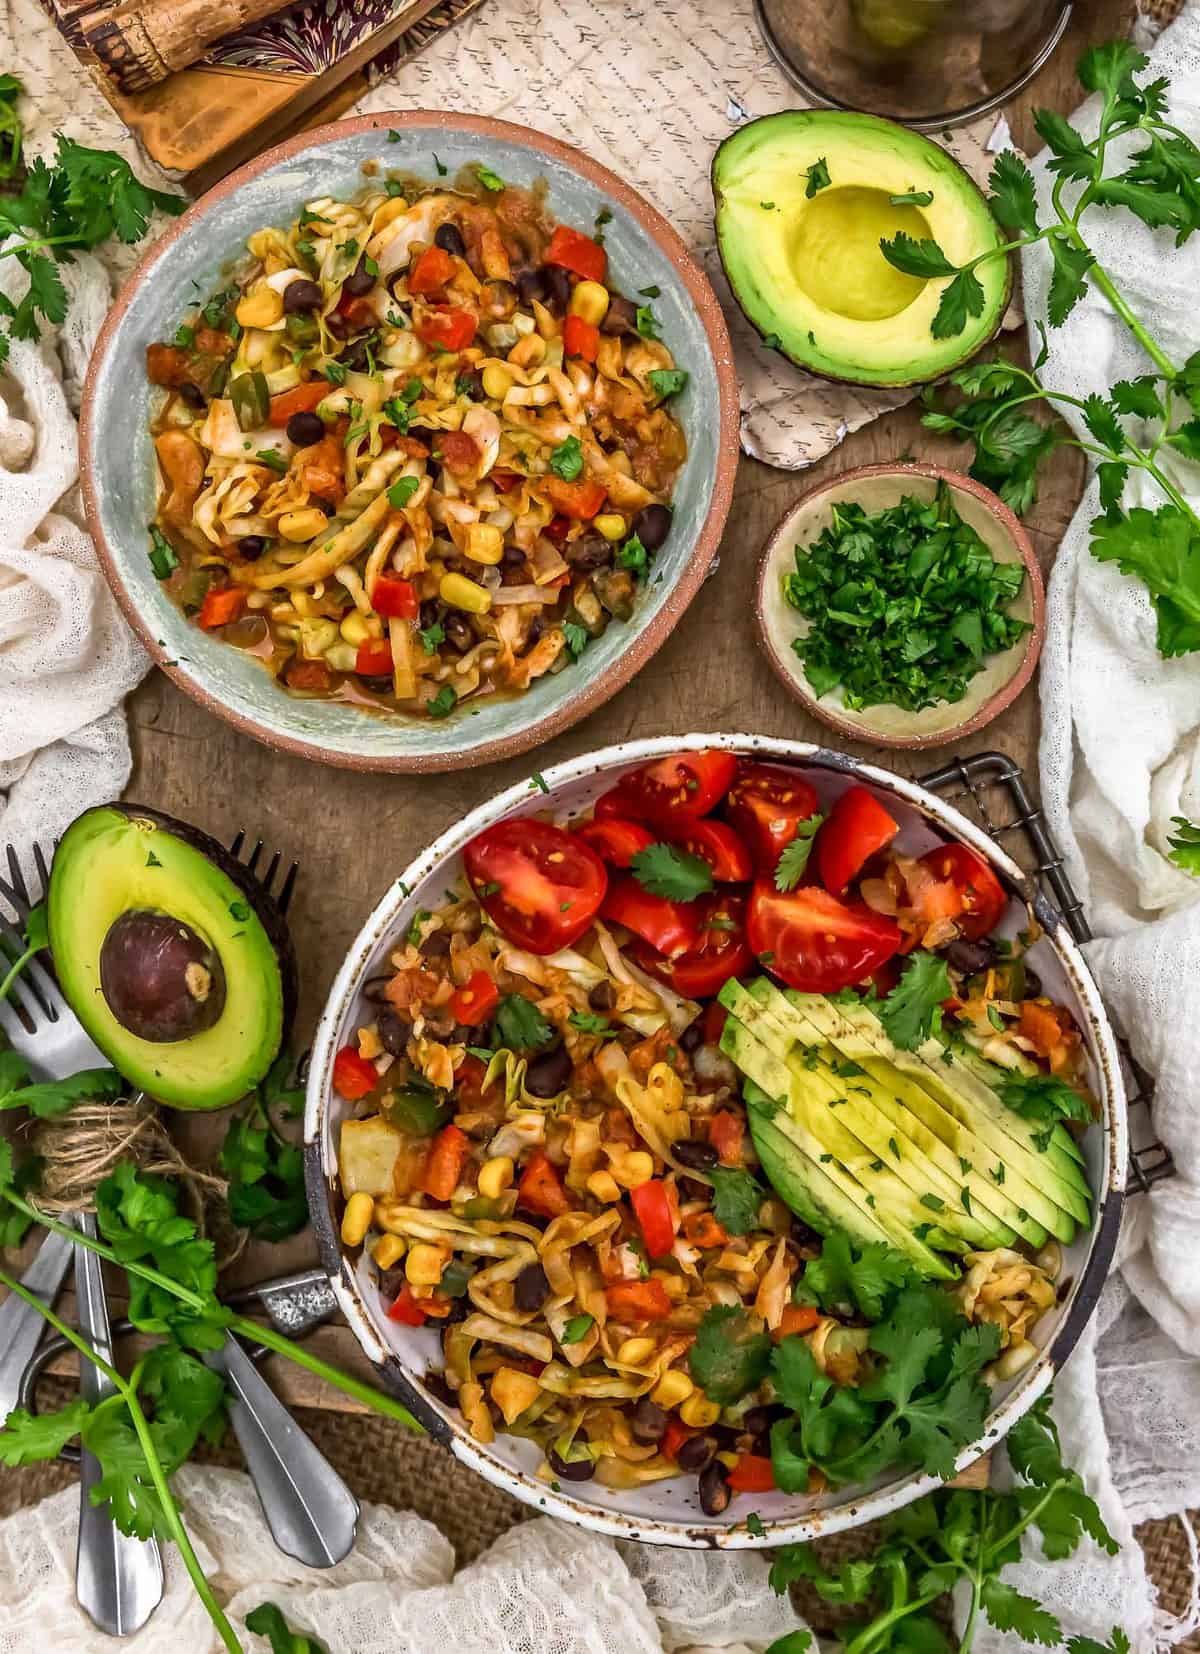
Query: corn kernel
340 1191 375 1248
594 513 626 543
587 1169 622 1204
651 1369 694 1409
235 285 284 329
372 1233 407 1269
406 1241 452 1286
340 610 371 646
617 1336 655 1367
482 363 515 400
569 280 610 326
279 507 329 542
465 522 505 565
716 1451 739 1470
611 1149 654 1190
679 1394 721 1429
440 571 492 614
477 1155 514 1200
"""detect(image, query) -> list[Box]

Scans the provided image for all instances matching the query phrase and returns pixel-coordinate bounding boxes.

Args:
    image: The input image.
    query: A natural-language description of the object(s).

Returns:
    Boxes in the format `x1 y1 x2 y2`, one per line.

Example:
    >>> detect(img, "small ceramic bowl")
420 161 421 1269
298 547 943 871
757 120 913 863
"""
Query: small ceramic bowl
755 463 1045 750
81 113 738 774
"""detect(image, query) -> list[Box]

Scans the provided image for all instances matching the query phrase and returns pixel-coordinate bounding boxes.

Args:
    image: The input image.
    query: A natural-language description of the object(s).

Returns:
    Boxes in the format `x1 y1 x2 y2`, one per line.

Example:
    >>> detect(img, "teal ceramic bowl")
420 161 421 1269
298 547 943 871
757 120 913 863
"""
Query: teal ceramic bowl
81 113 739 773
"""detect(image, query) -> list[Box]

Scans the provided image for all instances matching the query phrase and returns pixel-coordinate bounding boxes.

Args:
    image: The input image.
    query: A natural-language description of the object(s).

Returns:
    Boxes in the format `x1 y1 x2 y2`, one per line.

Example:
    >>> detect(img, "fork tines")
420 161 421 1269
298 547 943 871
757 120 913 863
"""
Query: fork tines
0 843 49 922
228 832 298 917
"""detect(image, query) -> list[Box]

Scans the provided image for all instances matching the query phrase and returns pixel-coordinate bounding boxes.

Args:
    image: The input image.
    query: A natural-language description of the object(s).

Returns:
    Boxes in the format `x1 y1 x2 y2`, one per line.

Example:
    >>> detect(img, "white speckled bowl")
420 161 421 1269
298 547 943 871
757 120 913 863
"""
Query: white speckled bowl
81 114 739 773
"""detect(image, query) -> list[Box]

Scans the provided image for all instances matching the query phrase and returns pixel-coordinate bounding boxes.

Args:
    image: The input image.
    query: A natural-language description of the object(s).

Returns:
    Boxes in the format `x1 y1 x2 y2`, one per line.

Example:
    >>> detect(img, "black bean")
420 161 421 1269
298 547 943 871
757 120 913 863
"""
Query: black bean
421 931 452 958
679 1022 703 1055
283 278 324 314
540 264 571 311
946 937 996 976
588 980 617 1013
419 600 441 631
673 1138 718 1172
457 368 485 401
326 313 353 341
1024 968 1043 998
526 616 544 648
286 410 326 447
632 503 672 553
676 1434 714 1472
342 335 375 372
435 221 467 258
179 380 207 410
749 1429 773 1459
502 543 527 568
443 614 474 652
516 268 547 307
741 1406 773 1439
236 534 268 561
566 535 613 572
698 1460 731 1516
343 258 375 297
632 1399 668 1444
360 676 394 693
443 1294 470 1324
525 1043 572 1098
377 1266 407 1300
601 294 638 336
377 1007 411 1056
548 1438 594 1482
515 1262 550 1311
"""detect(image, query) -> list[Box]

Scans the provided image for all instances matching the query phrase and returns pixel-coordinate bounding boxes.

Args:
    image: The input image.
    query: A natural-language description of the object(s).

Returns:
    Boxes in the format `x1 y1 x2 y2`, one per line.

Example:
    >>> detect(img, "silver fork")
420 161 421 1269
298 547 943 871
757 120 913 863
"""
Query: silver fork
0 837 358 1591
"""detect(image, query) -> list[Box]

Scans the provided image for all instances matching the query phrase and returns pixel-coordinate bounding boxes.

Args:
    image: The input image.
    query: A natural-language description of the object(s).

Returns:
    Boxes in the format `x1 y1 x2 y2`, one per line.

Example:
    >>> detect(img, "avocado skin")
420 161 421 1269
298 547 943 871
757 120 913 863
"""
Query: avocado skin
49 803 297 1110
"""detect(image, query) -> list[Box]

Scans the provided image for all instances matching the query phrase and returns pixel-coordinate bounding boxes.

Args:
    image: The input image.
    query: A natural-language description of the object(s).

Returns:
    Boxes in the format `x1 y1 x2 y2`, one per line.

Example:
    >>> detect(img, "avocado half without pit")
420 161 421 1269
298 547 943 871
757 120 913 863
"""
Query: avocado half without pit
48 805 297 1110
712 110 1010 387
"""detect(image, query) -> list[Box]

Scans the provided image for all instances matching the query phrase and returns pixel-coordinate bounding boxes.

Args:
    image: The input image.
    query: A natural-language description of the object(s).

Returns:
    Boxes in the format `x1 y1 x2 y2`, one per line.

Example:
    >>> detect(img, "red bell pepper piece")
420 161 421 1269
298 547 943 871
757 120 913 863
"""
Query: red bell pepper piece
420 1124 472 1201
605 1278 672 1322
448 969 500 1026
408 245 456 295
387 1284 428 1326
630 1179 677 1259
661 1417 697 1462
775 1303 821 1341
333 1045 378 1101
336 292 376 327
544 476 606 521
727 1453 776 1494
563 314 599 363
197 587 246 631
267 381 328 427
544 224 607 283
356 638 395 677
371 576 419 620
415 306 477 352
517 1150 571 1219
709 1109 745 1167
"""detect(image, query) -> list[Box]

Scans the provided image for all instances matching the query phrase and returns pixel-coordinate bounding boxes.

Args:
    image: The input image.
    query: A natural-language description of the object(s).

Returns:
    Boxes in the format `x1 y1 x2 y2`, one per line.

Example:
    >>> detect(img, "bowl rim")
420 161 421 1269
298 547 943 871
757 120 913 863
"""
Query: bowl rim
754 461 1047 752
79 111 740 774
303 731 1126 1548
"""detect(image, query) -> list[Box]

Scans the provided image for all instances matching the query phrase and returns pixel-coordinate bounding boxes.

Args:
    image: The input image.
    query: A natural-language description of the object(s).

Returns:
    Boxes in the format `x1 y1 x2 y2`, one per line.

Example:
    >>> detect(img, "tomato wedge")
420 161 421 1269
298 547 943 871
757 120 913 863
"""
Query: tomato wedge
630 1180 677 1259
630 890 752 996
593 788 633 820
465 818 607 954
517 1150 571 1218
662 817 753 883
611 750 737 827
816 786 900 895
746 883 901 993
574 817 656 869
602 876 701 959
919 843 1007 940
725 763 821 874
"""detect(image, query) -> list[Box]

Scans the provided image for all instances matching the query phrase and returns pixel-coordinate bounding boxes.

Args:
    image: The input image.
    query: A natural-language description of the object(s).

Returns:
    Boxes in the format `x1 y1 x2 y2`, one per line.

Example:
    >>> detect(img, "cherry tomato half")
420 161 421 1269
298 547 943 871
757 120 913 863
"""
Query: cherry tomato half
746 883 901 993
725 763 821 874
918 843 1007 941
464 818 607 954
816 785 900 895
610 750 738 828
631 891 752 997
662 817 753 883
601 875 701 958
591 789 630 821
574 817 656 869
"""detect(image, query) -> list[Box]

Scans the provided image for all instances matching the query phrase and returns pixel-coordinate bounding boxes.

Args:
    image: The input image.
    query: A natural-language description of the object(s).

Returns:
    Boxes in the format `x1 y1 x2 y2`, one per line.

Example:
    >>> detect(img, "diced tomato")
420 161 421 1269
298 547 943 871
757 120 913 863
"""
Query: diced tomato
663 817 753 883
727 1454 776 1494
452 1053 494 1108
356 638 395 677
543 513 572 544
709 1109 745 1167
145 342 192 388
544 224 607 283
563 314 600 362
681 1210 728 1249
386 1284 428 1326
267 381 328 426
662 1417 697 1461
613 750 738 827
438 429 481 475
630 1179 677 1259
286 659 332 692
816 786 900 895
465 818 608 954
775 1303 821 1341
1019 1000 1068 1059
492 469 520 493
197 586 246 631
420 1124 472 1201
415 305 477 352
517 1149 571 1218
333 1045 378 1101
574 817 656 869
747 883 902 993
602 876 701 959
605 1278 672 1322
919 843 1008 940
448 969 499 1026
544 476 606 520
632 891 752 999
409 245 457 295
300 433 346 502
371 576 419 620
725 763 822 875
701 1001 727 1046
336 292 376 327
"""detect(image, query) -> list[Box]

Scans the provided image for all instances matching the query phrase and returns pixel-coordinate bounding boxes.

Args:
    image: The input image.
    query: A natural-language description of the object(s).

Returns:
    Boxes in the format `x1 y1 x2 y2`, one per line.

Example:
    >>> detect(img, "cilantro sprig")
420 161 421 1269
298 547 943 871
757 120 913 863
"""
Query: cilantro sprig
629 841 714 902
794 1230 916 1320
1167 814 1200 873
773 815 824 890
707 1165 763 1235
218 1052 308 1242
878 951 953 1051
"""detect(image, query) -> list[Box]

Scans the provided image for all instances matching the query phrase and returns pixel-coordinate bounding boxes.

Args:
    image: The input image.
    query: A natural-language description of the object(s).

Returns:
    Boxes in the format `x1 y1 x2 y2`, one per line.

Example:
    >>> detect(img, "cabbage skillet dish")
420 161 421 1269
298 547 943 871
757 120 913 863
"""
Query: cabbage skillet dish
332 752 1097 1516
144 167 688 718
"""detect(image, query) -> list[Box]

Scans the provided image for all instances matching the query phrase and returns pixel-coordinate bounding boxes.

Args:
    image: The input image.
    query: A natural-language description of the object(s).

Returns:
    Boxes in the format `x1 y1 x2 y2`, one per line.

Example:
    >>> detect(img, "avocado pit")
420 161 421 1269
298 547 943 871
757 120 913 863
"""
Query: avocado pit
99 909 227 1042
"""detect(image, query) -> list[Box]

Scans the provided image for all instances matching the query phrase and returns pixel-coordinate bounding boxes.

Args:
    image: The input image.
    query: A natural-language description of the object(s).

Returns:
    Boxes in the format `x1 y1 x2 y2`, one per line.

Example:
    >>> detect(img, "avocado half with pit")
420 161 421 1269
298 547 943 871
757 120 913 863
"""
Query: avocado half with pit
48 805 297 1110
712 110 1010 388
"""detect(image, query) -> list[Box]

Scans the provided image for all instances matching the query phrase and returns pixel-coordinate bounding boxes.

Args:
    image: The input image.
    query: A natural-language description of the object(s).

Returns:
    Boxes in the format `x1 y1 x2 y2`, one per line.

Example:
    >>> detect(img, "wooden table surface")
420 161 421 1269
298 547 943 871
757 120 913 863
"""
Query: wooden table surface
35 0 1127 1409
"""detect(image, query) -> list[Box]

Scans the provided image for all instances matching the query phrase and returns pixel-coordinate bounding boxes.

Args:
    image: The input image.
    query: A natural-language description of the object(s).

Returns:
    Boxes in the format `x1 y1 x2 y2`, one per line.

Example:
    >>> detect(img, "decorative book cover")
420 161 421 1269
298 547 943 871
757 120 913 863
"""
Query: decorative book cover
38 0 487 190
